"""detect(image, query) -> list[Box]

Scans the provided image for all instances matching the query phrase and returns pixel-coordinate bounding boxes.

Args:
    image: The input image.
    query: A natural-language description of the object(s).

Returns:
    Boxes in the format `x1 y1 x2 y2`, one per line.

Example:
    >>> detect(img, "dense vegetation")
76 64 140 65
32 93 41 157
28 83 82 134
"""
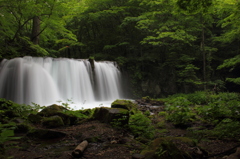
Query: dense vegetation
1 0 240 97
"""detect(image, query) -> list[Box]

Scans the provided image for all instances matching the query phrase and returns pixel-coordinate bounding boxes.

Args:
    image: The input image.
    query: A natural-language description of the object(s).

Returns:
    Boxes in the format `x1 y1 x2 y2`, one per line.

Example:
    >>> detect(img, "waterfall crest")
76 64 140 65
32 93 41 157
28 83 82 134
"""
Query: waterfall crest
0 56 123 108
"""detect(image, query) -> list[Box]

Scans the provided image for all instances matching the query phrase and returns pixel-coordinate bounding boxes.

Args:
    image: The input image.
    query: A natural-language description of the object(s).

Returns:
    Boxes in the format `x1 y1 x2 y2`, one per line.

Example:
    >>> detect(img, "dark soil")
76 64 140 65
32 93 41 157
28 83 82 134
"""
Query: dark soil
4 100 240 159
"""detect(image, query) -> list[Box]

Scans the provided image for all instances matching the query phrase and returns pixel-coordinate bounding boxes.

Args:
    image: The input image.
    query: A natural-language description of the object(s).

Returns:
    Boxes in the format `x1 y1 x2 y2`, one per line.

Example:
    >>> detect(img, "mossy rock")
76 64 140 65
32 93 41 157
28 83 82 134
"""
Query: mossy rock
79 109 93 116
28 113 43 124
111 100 138 112
14 123 33 133
27 128 66 139
38 104 67 117
141 137 195 159
38 105 79 125
93 107 129 126
42 115 64 128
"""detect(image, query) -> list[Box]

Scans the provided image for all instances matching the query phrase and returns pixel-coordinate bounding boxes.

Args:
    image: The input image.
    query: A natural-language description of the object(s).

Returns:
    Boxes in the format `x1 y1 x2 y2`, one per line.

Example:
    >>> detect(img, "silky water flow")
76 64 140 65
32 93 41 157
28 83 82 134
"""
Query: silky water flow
0 56 124 109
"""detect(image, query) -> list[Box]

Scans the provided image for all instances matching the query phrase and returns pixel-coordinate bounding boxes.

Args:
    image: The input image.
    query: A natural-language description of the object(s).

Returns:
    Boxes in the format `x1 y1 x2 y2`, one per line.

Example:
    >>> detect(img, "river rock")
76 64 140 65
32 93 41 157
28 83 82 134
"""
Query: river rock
38 104 67 116
111 99 137 112
37 104 79 125
42 115 64 128
28 114 43 123
93 107 129 126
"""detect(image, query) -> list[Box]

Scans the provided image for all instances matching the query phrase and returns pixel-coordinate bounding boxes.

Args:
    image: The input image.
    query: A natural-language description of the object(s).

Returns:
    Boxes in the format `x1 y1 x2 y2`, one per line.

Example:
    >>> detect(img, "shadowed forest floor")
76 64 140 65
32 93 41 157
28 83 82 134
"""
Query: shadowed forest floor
5 99 240 159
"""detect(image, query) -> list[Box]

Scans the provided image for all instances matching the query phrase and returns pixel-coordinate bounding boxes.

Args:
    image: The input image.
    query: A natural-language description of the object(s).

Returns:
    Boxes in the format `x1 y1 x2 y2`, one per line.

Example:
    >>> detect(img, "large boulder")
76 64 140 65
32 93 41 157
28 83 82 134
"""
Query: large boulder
37 104 78 126
28 114 43 124
111 99 138 113
42 115 64 128
93 107 129 126
38 104 67 117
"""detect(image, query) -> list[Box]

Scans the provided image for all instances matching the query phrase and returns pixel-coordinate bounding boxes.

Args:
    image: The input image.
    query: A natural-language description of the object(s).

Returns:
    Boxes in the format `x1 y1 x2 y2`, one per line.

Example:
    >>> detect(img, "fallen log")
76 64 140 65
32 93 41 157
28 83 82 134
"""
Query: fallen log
72 140 88 158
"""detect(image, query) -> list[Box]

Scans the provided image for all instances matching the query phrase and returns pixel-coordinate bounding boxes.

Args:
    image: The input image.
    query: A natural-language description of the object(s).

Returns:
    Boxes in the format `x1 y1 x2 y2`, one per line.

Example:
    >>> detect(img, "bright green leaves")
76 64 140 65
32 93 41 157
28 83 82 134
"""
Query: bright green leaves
216 0 240 43
0 0 84 58
135 0 199 47
217 54 240 70
129 112 155 139
141 29 197 46
0 122 20 145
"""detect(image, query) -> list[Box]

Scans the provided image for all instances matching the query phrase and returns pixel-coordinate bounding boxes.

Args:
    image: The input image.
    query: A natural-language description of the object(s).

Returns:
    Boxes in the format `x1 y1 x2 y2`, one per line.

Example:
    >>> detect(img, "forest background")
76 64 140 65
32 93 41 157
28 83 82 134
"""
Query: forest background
1 0 240 98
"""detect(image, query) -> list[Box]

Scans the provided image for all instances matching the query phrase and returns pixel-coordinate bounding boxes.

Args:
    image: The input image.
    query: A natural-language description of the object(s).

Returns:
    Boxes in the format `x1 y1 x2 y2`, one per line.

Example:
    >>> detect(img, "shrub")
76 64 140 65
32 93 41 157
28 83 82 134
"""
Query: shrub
128 113 155 139
208 119 240 139
186 91 207 105
165 97 195 125
217 92 240 101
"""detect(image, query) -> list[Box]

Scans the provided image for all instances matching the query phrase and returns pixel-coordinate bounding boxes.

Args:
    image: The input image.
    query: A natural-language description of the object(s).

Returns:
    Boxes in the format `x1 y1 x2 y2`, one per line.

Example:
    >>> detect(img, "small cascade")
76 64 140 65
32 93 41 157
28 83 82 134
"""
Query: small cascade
0 56 124 108
94 61 122 101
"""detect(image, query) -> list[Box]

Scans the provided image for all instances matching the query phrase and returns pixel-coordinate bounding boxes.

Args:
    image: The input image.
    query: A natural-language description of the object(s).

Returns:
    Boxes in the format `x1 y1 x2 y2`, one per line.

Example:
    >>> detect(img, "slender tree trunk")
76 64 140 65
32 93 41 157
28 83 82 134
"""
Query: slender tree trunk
201 22 206 90
31 16 40 45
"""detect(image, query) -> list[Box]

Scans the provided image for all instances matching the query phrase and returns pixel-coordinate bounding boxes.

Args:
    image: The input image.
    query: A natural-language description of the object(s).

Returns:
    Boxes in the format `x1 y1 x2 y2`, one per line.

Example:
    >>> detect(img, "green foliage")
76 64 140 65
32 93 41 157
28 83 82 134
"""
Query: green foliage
144 110 151 116
217 54 240 70
185 91 208 105
176 55 201 86
115 56 128 66
0 98 42 121
155 146 167 157
226 78 240 85
217 92 240 101
165 97 195 125
177 0 213 13
0 122 20 145
209 119 240 139
0 122 21 156
110 114 129 128
57 99 74 110
129 112 155 139
197 99 240 123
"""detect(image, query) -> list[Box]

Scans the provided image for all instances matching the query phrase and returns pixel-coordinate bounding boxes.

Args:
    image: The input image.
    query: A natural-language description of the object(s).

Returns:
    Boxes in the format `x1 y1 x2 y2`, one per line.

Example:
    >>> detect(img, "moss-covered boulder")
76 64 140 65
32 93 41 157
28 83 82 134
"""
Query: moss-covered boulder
37 105 79 126
27 128 66 139
141 137 196 159
14 123 33 133
93 107 129 126
42 115 64 128
38 104 67 116
111 100 138 112
28 114 43 124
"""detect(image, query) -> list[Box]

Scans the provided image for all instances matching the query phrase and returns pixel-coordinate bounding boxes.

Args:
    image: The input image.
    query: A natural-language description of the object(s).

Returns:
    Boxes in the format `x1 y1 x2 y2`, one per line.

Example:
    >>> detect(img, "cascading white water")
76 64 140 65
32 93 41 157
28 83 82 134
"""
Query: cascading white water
94 62 122 101
0 56 123 109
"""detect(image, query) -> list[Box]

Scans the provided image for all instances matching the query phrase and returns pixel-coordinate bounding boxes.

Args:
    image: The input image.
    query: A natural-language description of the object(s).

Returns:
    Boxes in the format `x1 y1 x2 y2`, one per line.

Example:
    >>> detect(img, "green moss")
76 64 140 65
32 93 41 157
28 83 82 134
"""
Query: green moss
38 104 67 117
93 107 129 127
28 114 43 124
15 123 33 133
111 99 138 113
42 116 64 128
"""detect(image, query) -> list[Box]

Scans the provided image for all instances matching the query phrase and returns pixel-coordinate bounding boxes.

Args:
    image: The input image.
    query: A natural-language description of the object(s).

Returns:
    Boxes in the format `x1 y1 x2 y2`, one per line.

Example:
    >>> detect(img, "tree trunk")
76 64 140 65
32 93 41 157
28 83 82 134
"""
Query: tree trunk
201 25 206 90
31 16 40 45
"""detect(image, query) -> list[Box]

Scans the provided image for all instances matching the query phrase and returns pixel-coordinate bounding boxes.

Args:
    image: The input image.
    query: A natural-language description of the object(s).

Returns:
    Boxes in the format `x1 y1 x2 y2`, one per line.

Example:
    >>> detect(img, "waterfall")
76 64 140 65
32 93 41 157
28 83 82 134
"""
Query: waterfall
0 56 124 109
